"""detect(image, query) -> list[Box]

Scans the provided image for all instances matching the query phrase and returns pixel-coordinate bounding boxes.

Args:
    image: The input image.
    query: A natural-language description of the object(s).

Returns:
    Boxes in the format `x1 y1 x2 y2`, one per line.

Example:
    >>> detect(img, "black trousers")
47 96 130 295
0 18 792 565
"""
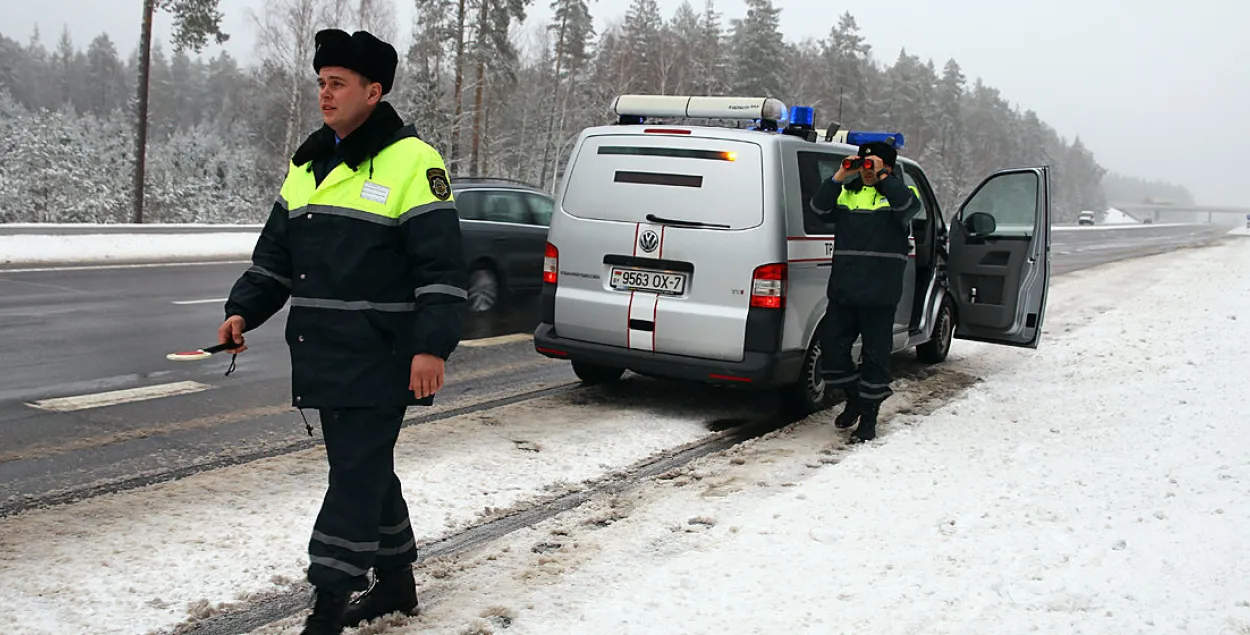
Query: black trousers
820 301 897 405
308 406 419 593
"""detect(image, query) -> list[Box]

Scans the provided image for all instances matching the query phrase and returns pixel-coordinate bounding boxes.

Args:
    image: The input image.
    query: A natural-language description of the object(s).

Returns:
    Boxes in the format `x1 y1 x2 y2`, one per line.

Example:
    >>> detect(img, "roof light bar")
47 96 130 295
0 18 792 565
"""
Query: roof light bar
826 129 906 149
788 106 815 128
610 95 790 124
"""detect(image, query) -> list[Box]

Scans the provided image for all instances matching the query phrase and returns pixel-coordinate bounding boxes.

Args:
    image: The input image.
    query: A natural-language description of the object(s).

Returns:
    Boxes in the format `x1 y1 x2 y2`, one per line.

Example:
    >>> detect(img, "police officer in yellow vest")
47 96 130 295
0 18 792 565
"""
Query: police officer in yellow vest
214 29 467 634
810 141 921 444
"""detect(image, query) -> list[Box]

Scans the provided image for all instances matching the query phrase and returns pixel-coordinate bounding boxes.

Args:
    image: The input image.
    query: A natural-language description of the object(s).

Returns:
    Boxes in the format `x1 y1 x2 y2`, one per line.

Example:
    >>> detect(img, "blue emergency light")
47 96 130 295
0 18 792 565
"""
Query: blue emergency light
845 131 905 149
789 105 815 128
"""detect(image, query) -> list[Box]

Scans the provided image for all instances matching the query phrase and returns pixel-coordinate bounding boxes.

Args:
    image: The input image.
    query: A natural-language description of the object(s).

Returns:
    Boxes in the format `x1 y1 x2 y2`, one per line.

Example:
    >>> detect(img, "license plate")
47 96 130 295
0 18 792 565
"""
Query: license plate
610 267 687 296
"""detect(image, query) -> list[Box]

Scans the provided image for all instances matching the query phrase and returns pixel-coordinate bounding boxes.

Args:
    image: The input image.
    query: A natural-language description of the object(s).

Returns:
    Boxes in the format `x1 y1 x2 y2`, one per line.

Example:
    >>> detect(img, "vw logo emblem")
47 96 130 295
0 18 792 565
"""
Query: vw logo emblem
639 230 660 253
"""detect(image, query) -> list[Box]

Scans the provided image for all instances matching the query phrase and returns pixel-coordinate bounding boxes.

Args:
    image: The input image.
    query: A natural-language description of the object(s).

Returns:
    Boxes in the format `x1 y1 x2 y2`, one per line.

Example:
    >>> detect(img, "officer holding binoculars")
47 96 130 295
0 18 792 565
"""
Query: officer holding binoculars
809 141 922 443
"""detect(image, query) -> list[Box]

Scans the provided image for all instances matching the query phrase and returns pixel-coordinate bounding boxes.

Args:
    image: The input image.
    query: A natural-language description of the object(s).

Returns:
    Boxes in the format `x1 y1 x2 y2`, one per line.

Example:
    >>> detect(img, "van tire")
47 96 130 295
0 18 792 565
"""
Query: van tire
571 361 625 385
780 335 834 417
917 295 954 364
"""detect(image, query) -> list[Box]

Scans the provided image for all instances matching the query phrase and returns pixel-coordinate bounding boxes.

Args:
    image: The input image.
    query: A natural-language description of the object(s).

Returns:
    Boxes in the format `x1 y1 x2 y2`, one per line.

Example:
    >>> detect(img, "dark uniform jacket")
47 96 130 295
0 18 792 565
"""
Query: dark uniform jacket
225 102 467 409
811 171 922 307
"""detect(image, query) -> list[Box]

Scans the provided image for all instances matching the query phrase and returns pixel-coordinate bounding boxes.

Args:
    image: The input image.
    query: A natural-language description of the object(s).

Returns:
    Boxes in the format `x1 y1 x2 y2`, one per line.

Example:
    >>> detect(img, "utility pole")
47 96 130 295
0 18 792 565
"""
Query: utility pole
132 0 155 224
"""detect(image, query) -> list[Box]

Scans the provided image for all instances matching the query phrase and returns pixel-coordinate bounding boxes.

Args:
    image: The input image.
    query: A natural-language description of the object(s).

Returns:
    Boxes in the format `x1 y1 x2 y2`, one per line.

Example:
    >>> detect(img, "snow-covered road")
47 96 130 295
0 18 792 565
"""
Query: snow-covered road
274 236 1247 635
1 235 1248 635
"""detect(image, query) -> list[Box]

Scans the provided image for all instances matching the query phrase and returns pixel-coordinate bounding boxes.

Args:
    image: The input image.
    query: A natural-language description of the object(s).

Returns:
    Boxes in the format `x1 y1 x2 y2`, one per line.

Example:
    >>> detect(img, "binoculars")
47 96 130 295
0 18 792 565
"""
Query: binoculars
842 157 877 171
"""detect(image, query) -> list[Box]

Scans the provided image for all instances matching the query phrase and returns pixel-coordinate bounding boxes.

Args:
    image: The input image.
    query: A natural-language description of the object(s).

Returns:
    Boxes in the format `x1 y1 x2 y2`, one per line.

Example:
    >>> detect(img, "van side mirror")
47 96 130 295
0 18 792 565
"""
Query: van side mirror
963 212 996 237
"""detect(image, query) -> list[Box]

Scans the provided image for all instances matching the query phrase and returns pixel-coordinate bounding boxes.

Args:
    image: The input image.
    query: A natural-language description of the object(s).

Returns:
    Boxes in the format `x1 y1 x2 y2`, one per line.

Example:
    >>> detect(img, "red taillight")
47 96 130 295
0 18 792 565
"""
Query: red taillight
643 128 692 134
543 242 558 284
750 263 787 309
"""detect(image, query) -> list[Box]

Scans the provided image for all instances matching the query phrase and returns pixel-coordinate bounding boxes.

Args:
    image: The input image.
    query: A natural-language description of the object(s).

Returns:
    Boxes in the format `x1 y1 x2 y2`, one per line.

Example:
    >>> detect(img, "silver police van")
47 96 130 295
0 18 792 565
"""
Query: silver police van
534 95 1052 415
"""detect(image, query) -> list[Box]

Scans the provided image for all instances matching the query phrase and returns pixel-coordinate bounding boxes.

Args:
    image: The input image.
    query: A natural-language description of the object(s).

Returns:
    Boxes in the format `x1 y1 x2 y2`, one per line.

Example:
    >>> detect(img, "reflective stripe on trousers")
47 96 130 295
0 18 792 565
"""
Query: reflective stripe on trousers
820 302 895 404
307 407 419 592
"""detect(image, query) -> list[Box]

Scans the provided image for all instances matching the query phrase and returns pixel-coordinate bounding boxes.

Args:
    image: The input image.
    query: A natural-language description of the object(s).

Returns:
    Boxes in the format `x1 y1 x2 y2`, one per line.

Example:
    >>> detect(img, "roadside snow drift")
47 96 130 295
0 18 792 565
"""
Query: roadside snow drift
354 237 1250 635
0 233 257 265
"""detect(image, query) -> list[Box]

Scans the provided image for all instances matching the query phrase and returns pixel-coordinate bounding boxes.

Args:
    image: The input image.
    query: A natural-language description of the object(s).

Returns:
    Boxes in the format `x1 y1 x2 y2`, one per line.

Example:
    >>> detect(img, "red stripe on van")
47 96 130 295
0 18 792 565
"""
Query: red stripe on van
654 226 666 351
788 255 915 262
633 223 641 257
651 296 659 352
626 291 635 349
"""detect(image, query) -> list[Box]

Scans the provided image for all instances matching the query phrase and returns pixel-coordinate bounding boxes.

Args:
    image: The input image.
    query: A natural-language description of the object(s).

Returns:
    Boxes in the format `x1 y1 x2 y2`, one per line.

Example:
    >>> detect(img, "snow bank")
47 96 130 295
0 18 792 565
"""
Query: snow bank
0 233 258 265
385 238 1250 635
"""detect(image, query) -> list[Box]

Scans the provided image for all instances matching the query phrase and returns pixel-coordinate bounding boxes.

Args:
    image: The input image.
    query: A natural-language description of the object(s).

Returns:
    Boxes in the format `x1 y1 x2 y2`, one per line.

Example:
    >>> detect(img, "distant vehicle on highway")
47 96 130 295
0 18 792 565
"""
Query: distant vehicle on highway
452 177 554 313
1078 210 1095 225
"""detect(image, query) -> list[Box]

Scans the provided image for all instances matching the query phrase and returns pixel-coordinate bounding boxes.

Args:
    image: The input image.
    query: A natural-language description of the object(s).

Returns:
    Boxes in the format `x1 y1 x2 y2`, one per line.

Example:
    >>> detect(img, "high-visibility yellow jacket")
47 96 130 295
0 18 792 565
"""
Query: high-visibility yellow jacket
226 102 468 408
811 172 922 306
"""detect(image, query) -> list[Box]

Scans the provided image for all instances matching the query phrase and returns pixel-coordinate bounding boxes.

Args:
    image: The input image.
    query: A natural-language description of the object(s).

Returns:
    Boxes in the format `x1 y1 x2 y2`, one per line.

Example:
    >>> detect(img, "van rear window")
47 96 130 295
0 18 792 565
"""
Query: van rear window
613 171 703 188
562 135 763 230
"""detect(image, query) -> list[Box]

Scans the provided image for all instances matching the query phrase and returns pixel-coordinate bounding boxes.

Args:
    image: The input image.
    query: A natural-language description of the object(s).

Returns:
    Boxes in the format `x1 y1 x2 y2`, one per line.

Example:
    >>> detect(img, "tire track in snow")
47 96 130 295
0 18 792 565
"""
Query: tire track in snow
165 412 792 635
165 360 964 635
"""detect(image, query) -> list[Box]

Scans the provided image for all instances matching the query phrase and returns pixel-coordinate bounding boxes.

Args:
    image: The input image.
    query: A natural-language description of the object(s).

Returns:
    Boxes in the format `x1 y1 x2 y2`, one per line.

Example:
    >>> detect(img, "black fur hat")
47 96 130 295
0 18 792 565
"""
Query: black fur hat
313 29 399 94
857 141 898 167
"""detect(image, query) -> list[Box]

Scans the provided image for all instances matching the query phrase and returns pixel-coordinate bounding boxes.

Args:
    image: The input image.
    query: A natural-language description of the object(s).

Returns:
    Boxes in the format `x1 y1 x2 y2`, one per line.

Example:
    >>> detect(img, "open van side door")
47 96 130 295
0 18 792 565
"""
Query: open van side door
946 167 1051 348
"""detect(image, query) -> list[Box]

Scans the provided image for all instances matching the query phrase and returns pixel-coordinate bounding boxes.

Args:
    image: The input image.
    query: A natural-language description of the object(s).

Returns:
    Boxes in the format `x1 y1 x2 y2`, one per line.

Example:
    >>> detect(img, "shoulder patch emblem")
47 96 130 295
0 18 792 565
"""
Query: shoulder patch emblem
427 168 451 201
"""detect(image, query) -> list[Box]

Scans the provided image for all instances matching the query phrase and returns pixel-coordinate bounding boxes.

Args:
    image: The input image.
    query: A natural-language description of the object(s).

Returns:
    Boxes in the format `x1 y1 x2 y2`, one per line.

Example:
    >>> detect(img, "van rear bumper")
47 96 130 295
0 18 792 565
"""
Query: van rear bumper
533 323 805 387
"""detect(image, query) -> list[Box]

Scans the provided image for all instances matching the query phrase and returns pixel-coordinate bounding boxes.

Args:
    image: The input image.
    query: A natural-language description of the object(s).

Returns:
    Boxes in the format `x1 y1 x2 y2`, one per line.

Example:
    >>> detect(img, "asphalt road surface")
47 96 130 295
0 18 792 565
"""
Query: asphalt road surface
0 224 1233 511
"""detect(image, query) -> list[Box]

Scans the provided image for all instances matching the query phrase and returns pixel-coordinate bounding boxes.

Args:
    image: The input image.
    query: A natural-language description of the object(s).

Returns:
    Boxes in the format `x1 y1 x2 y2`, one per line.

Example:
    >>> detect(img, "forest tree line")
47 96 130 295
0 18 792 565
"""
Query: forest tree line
0 0 1191 223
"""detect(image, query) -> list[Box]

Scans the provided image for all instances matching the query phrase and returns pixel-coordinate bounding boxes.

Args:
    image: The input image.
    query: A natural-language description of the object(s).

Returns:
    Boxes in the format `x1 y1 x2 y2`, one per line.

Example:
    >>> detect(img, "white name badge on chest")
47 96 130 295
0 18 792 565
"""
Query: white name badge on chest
360 181 390 205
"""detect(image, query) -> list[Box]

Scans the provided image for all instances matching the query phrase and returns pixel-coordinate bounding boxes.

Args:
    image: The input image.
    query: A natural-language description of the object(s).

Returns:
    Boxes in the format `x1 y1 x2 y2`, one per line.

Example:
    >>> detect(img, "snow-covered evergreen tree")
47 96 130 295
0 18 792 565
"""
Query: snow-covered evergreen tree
729 0 785 98
620 0 665 94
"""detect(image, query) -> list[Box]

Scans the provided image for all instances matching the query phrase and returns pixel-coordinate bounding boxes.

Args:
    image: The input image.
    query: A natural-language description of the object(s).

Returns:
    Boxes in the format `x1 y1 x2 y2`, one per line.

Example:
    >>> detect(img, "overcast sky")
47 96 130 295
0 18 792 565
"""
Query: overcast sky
5 0 1247 206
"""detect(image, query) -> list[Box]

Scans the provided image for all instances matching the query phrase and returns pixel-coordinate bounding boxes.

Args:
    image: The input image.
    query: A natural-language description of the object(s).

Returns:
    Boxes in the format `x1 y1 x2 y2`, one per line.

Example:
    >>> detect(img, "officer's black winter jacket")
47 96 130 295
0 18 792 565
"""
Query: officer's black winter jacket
225 103 467 409
811 171 922 307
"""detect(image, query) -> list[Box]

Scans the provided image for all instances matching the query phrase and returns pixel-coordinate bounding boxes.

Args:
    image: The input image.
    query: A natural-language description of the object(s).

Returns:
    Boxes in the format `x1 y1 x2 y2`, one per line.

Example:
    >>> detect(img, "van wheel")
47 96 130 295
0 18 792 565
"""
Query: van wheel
917 295 954 364
780 336 835 417
571 361 625 385
467 268 500 314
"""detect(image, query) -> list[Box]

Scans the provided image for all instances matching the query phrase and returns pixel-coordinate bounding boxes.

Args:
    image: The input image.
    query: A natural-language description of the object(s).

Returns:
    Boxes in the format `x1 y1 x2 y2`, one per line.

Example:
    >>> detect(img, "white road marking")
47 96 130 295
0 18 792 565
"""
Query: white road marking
0 260 250 274
28 381 214 413
172 298 228 305
459 333 533 347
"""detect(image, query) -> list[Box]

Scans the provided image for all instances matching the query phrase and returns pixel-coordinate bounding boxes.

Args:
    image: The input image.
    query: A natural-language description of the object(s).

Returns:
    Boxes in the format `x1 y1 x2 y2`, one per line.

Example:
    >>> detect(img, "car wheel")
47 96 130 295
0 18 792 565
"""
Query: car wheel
916 294 954 364
780 333 835 417
571 360 626 385
467 268 499 314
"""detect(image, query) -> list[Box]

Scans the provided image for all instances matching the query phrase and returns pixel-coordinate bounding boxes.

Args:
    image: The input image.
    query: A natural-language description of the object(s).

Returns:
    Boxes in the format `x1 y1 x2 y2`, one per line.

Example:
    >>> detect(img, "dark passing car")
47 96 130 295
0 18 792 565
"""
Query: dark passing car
452 177 554 313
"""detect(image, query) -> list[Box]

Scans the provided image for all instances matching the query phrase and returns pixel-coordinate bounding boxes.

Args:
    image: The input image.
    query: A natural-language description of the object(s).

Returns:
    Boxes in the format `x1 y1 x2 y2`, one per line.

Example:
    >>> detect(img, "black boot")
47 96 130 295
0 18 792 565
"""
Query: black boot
301 589 350 635
834 387 860 429
850 401 879 443
342 565 419 627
